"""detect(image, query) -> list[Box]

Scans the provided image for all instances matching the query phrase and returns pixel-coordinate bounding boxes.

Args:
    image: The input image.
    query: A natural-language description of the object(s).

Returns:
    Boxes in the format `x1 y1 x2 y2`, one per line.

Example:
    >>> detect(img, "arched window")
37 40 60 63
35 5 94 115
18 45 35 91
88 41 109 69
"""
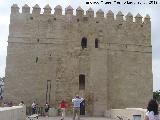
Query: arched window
81 37 87 49
79 74 85 90
95 38 99 48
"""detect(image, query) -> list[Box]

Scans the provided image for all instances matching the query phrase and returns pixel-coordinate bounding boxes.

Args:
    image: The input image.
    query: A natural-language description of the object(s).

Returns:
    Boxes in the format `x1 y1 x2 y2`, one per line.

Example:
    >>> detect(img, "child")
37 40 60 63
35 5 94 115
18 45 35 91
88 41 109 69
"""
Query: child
59 100 67 120
44 102 49 117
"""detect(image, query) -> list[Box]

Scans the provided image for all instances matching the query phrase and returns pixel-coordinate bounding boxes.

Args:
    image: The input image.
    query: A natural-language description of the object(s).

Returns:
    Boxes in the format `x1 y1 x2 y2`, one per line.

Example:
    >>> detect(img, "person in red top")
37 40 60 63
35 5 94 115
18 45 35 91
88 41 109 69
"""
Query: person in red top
59 100 67 120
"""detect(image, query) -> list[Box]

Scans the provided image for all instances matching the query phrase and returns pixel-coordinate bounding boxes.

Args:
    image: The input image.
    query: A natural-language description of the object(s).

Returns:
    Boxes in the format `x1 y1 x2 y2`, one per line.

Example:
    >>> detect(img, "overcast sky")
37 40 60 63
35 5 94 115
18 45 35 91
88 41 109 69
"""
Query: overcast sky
0 0 159 91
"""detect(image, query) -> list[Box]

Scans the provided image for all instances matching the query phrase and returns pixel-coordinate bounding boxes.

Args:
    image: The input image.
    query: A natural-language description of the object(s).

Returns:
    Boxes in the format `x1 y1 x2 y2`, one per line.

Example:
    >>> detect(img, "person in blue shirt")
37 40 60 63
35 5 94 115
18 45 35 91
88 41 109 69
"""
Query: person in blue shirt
72 94 84 120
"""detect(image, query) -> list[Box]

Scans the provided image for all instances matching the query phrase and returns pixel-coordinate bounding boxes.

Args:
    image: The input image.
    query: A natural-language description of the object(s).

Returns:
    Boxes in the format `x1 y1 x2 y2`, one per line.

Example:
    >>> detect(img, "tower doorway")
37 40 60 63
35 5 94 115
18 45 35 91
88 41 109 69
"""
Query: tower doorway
79 74 85 115
46 80 51 104
80 99 85 115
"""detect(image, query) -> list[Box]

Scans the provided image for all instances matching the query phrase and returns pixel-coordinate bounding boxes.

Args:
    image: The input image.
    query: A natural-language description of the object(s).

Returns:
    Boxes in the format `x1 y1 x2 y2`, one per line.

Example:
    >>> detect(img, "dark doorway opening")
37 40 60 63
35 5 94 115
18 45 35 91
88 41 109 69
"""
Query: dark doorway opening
79 74 85 115
46 80 51 105
80 100 85 115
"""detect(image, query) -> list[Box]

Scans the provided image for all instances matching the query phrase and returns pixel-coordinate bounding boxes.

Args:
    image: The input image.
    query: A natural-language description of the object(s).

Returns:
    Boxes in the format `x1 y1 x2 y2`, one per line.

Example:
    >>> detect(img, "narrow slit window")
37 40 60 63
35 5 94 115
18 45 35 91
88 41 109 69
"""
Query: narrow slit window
37 38 39 43
36 57 38 63
79 74 85 90
95 38 99 48
81 37 87 49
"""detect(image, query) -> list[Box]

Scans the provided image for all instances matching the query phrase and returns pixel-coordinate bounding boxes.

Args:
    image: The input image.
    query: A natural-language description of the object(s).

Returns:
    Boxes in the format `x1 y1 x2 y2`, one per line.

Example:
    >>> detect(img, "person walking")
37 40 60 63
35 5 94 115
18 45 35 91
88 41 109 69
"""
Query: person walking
31 101 36 114
72 95 84 120
59 100 67 120
44 102 49 117
144 99 160 120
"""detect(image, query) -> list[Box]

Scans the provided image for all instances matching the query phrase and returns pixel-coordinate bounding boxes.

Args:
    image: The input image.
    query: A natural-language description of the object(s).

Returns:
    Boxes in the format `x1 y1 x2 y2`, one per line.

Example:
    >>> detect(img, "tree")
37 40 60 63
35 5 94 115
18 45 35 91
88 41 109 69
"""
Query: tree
0 77 5 81
0 77 5 101
153 90 160 102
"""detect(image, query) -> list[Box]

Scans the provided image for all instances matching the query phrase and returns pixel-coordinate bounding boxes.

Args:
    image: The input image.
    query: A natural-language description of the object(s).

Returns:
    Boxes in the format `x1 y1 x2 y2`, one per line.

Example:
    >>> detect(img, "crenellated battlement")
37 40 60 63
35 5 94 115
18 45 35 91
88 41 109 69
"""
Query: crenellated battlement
11 4 150 24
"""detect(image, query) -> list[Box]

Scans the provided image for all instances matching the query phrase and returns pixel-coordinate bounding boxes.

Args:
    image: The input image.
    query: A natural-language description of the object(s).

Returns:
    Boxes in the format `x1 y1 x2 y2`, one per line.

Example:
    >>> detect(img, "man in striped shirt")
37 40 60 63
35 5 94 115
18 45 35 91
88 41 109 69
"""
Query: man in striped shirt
72 95 84 120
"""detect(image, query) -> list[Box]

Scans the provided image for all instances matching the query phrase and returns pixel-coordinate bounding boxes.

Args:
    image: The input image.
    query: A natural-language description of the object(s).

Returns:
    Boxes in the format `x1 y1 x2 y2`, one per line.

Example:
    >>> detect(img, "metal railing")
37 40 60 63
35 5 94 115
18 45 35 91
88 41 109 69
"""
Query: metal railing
26 106 45 116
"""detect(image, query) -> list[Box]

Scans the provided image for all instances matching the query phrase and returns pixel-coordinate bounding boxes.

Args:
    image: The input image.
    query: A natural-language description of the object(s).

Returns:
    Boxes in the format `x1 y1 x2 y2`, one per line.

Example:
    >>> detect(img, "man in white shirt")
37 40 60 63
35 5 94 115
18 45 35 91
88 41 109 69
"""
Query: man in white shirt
72 95 84 120
31 101 36 114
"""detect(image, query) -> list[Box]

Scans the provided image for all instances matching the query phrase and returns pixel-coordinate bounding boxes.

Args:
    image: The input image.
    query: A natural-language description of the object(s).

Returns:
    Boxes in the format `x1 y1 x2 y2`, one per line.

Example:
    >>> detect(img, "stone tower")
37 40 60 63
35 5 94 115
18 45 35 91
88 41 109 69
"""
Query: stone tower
4 4 153 116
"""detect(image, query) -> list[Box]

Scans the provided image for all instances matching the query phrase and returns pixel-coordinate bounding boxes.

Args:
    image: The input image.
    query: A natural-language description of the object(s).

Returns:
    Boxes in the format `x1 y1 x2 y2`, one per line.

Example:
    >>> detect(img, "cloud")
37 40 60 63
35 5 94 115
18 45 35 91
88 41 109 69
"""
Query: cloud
0 14 9 26
0 0 5 5
0 38 7 76
153 60 160 91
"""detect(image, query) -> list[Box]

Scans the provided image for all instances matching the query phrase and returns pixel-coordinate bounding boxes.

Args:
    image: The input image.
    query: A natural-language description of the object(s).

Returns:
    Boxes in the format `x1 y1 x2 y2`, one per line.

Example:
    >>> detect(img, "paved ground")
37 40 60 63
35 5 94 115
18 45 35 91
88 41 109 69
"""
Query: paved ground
26 116 112 120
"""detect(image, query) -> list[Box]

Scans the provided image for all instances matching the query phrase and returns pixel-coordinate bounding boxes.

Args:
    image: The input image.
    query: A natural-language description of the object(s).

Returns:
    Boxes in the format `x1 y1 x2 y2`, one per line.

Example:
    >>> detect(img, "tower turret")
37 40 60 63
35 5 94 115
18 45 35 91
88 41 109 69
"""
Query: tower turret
32 4 41 15
22 4 30 14
54 5 62 16
125 12 133 23
106 10 114 21
43 4 52 15
96 9 104 18
144 14 150 24
76 6 84 17
65 5 73 15
135 13 142 23
11 4 19 14
116 11 124 22
86 8 94 18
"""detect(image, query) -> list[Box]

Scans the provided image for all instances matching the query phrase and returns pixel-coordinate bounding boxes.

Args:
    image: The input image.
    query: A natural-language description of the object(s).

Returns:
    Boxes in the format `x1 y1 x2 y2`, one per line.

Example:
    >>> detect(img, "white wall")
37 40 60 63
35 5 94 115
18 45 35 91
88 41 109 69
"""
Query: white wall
0 106 26 120
110 108 147 120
